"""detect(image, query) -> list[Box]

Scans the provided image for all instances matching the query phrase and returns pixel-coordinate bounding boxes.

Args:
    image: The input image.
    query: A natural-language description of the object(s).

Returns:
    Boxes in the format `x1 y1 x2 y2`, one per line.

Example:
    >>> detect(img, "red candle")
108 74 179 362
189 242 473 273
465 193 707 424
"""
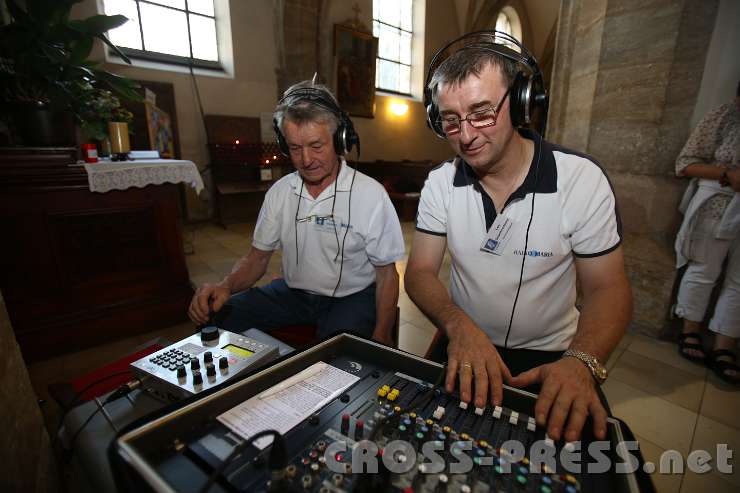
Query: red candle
82 143 98 163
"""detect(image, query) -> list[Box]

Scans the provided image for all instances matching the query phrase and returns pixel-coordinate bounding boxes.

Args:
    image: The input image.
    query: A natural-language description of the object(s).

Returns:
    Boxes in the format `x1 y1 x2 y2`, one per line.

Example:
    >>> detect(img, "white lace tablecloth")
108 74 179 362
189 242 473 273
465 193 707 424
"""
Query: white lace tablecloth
84 159 204 194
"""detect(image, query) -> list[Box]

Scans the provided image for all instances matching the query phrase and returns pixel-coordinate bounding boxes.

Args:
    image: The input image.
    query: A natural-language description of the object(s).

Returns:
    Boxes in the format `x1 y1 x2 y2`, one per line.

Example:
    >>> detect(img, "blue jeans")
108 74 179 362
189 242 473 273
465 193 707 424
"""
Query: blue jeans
215 279 376 339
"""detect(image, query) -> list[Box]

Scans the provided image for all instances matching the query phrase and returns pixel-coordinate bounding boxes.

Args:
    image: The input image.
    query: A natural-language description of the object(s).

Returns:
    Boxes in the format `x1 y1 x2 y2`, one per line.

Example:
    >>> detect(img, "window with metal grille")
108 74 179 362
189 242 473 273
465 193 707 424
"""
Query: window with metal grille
373 0 413 95
102 0 220 69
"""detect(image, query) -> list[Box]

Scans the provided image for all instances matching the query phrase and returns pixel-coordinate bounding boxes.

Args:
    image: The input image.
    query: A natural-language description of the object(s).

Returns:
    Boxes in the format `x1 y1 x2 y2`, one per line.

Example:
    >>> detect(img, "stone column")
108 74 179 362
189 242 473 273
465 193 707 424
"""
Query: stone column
274 0 330 97
548 0 719 336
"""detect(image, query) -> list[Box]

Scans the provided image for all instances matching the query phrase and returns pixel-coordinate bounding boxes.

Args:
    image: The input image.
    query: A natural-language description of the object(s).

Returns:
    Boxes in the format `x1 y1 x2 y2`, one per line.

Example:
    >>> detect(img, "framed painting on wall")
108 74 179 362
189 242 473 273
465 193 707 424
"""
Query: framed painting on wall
334 24 378 118
145 103 175 158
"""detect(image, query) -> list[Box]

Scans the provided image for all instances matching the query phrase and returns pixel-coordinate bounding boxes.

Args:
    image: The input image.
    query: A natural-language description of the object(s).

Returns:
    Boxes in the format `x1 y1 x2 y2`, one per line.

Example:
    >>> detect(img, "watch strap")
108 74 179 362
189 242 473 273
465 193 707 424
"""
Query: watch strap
563 349 608 384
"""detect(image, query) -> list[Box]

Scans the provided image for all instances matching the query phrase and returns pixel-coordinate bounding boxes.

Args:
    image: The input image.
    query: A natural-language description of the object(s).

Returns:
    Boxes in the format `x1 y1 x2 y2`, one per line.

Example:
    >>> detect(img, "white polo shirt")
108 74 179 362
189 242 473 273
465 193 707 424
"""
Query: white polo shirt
253 158 405 297
416 129 622 351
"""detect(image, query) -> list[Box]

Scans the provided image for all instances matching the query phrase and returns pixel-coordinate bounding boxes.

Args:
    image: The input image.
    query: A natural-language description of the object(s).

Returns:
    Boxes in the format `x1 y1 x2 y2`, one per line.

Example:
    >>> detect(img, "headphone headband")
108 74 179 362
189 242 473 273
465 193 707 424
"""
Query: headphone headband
424 30 548 136
273 85 360 157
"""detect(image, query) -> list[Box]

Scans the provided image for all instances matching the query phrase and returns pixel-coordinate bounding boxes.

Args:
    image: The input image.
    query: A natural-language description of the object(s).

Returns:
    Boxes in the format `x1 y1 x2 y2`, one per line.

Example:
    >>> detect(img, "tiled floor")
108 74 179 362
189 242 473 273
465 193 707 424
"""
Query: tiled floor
26 220 738 492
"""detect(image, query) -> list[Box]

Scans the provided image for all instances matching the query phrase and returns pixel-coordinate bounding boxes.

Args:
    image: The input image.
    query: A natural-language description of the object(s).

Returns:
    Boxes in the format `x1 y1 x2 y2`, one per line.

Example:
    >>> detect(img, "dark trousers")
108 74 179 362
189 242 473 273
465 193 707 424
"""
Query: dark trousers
214 279 376 339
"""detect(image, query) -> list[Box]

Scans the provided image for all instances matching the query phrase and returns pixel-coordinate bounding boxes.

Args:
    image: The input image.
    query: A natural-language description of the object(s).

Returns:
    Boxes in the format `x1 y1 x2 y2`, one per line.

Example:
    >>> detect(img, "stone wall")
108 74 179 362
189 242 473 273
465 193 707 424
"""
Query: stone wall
0 290 59 493
548 0 719 336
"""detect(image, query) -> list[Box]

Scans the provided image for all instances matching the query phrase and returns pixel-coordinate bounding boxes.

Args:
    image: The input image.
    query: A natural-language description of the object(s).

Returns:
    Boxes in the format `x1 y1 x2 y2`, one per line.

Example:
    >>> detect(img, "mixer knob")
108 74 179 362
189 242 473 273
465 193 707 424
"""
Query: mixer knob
435 473 449 492
341 414 350 435
206 362 216 378
301 474 312 489
192 371 203 386
332 473 344 486
219 356 229 370
176 365 186 380
191 358 200 371
204 351 213 363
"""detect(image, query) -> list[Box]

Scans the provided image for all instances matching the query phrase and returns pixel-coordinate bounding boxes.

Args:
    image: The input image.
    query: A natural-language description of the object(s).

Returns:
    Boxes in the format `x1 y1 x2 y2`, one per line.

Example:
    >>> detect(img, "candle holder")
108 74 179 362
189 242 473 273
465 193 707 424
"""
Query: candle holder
108 121 131 161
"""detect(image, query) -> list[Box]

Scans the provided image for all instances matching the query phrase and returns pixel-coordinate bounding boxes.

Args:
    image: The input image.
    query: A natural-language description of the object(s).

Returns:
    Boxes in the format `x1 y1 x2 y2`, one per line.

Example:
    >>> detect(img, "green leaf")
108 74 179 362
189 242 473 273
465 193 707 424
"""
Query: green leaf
97 33 132 64
69 38 93 64
66 64 96 79
95 70 142 102
6 0 31 24
69 15 129 36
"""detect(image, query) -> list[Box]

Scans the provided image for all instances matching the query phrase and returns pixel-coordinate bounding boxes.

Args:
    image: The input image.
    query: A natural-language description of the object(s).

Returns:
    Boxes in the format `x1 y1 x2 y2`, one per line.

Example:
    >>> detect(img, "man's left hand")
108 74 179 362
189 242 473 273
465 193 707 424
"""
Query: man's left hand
508 357 608 442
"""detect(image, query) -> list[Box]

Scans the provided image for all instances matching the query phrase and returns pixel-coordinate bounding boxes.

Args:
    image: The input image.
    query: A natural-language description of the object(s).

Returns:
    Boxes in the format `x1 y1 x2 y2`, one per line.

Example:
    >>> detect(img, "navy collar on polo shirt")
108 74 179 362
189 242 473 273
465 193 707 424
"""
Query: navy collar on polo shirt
452 128 557 230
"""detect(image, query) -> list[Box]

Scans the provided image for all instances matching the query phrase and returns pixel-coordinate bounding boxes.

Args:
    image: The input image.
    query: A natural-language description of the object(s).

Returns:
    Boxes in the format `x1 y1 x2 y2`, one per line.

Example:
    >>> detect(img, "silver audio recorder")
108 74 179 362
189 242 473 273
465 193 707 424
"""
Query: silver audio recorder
130 327 280 402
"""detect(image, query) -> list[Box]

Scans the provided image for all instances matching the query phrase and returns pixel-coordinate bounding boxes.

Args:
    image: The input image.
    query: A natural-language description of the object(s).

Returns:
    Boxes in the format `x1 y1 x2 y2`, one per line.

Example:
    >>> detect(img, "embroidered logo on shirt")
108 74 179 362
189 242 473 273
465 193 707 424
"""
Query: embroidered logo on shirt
513 249 554 257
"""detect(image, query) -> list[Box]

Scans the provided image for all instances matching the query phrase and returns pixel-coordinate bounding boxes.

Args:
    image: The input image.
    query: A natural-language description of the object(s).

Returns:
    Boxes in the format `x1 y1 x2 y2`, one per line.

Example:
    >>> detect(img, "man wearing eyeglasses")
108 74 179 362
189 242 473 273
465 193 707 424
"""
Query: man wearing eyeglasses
188 81 405 346
405 46 632 443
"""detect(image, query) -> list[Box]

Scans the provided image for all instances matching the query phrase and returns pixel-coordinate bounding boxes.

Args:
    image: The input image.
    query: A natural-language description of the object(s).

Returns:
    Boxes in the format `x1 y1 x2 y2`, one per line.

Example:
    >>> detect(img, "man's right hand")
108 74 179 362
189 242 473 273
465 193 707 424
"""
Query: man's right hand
188 283 231 325
445 317 511 408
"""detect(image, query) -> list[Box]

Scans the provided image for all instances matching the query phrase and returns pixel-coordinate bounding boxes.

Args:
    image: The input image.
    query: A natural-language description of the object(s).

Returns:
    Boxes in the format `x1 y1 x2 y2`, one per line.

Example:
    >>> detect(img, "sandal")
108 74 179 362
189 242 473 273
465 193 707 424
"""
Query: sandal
707 349 740 386
677 332 706 363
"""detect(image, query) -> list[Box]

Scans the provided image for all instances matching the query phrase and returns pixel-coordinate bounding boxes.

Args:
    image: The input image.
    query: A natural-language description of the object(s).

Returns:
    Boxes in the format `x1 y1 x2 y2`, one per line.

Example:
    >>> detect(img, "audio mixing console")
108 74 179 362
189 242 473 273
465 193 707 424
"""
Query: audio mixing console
112 334 644 493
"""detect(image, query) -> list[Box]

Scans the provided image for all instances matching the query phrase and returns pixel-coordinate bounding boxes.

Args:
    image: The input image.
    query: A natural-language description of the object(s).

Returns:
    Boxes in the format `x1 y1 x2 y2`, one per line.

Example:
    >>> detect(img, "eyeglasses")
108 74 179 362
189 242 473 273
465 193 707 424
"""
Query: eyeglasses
437 87 511 136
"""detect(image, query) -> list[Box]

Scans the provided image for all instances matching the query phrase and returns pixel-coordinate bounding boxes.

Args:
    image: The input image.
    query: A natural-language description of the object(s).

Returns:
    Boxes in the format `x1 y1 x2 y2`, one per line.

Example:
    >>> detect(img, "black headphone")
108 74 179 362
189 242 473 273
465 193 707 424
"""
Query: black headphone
424 30 548 137
273 87 360 157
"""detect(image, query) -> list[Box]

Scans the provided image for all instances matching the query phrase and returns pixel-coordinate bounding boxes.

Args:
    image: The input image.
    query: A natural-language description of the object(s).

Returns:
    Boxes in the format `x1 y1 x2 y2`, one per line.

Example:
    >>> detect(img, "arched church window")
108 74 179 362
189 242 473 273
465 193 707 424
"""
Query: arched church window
494 6 523 52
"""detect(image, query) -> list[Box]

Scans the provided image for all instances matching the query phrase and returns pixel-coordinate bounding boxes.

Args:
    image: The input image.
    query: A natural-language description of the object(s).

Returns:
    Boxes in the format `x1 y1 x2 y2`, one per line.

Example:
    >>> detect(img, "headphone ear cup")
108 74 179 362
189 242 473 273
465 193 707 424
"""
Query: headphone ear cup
334 114 359 155
273 118 289 156
426 103 445 138
509 71 527 128
333 116 348 155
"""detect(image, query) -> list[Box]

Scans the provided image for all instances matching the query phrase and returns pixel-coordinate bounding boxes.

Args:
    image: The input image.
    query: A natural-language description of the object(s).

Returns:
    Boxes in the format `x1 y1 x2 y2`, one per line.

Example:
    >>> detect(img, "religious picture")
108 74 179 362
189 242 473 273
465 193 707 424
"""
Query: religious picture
334 24 378 118
145 103 175 158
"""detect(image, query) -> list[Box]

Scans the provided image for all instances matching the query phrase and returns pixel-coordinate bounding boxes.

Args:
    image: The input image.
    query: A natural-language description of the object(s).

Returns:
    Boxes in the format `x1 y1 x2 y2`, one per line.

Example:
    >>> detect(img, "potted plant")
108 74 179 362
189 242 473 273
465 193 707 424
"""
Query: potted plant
0 0 141 146
74 81 133 155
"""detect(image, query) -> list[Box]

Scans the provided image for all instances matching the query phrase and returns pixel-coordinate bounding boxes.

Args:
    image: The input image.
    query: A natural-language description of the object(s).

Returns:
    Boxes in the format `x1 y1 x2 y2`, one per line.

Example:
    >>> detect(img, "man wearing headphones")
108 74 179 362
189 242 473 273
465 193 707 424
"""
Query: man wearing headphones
188 81 405 345
406 33 632 443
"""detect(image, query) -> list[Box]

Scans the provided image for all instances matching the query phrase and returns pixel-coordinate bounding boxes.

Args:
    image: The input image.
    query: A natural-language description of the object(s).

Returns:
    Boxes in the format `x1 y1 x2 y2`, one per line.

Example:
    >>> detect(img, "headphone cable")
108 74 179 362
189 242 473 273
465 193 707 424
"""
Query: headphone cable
332 166 357 297
504 133 542 348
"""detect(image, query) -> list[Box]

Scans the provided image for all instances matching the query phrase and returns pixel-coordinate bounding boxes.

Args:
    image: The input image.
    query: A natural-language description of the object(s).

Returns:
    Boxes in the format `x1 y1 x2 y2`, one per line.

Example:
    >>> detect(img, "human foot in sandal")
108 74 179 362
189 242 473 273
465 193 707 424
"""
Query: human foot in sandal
678 320 707 362
708 333 739 385
708 349 740 385
678 331 706 363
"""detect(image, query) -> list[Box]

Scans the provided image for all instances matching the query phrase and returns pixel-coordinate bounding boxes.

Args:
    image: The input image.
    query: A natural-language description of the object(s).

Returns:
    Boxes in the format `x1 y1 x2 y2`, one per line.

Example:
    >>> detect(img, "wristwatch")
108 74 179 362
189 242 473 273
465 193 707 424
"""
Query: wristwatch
563 349 608 384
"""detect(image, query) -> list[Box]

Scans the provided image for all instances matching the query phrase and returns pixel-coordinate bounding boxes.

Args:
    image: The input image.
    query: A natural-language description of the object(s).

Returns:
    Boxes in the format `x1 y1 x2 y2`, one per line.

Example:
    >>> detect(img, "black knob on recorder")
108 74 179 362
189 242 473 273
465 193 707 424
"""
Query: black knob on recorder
191 358 200 371
219 356 229 370
176 365 186 379
200 326 219 343
206 363 216 378
204 351 213 363
193 371 203 386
